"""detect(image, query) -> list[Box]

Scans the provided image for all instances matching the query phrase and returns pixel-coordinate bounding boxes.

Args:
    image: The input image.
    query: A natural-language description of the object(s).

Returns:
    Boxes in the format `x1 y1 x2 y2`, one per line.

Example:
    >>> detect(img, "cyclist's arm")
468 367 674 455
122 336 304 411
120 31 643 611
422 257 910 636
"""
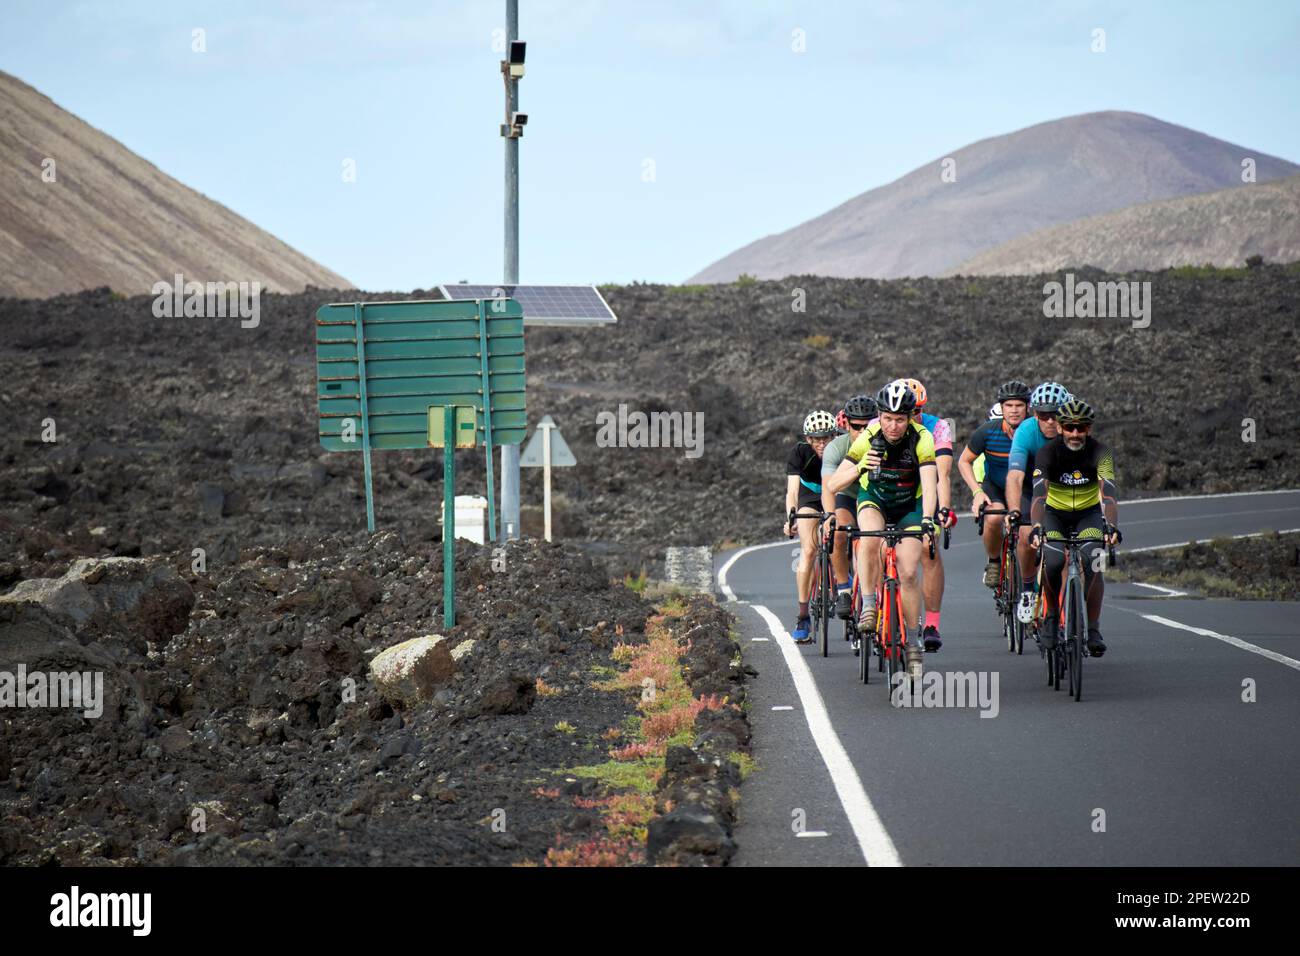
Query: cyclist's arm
785 474 801 515
1005 468 1025 511
1028 446 1049 526
957 446 981 497
825 458 860 495
920 462 938 526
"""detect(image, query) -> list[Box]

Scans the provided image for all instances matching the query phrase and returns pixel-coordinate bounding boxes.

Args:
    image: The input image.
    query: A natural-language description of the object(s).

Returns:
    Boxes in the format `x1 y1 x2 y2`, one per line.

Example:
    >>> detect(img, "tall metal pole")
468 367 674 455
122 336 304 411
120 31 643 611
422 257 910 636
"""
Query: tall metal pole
499 0 522 540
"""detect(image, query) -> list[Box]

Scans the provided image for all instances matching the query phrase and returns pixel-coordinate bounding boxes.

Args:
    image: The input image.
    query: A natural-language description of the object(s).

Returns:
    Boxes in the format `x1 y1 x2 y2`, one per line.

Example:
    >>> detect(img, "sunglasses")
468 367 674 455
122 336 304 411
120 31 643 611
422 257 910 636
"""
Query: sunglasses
1036 412 1058 421
848 420 871 430
1060 423 1090 433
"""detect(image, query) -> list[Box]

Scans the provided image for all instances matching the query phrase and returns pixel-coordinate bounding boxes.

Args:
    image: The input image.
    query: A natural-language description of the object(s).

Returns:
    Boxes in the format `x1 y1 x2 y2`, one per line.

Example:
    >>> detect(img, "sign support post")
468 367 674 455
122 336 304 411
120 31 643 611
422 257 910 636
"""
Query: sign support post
476 299 498 541
353 303 376 532
541 419 552 541
443 405 456 628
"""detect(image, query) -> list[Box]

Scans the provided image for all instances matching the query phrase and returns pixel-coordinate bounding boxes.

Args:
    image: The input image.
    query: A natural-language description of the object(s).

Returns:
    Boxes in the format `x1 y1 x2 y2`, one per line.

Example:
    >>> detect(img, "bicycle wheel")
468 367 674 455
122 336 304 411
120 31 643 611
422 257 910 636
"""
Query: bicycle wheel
819 547 832 658
1007 546 1025 655
1070 565 1087 702
889 585 908 700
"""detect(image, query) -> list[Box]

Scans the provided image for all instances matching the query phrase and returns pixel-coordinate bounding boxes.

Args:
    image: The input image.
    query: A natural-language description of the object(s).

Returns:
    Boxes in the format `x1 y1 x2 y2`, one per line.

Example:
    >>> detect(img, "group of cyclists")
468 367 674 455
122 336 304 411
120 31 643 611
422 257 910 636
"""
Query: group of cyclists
784 378 1122 658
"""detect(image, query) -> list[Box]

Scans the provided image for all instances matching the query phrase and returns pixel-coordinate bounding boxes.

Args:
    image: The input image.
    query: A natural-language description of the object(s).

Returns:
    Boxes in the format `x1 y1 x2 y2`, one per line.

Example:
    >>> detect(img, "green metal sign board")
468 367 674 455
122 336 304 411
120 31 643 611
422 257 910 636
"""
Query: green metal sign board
315 298 526 451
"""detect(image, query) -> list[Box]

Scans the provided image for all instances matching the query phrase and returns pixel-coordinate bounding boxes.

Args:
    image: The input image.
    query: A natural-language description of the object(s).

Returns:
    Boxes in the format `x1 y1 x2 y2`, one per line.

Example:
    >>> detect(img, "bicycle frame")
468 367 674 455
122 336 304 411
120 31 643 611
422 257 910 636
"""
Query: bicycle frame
850 524 934 696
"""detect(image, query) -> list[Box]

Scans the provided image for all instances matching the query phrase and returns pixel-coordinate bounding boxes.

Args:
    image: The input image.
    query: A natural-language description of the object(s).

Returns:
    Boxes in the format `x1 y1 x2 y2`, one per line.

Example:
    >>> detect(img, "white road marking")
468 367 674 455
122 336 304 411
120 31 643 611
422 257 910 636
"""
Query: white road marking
751 636 770 642
752 603 902 867
1141 614 1300 672
771 705 794 711
796 830 830 838
1131 582 1188 598
717 540 792 601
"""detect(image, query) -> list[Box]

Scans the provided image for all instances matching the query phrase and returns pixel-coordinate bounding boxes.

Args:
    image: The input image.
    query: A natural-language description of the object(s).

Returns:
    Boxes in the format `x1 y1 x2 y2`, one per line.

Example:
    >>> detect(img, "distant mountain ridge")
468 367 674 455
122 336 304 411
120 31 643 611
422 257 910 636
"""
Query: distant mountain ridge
0 70 351 298
686 111 1299 283
950 174 1300 275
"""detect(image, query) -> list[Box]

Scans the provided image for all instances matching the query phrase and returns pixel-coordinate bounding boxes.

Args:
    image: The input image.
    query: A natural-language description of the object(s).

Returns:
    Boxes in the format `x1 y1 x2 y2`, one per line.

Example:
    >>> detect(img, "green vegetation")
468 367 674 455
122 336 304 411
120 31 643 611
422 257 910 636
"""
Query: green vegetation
728 751 759 780
735 272 758 288
666 283 711 295
1168 264 1248 280
802 333 832 348
553 720 576 735
623 569 649 593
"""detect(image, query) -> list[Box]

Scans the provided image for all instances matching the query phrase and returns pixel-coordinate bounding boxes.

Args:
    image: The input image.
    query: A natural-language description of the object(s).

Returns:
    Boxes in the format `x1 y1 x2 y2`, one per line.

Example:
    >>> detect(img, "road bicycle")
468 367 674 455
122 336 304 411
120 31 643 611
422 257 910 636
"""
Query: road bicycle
849 523 935 695
788 509 834 655
976 505 1026 654
1030 528 1117 701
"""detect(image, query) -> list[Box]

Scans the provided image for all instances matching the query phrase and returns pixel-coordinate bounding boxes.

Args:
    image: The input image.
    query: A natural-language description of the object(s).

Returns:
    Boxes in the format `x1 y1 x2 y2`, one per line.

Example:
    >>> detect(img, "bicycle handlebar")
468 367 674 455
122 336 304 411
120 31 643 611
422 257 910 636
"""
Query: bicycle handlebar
850 525 937 560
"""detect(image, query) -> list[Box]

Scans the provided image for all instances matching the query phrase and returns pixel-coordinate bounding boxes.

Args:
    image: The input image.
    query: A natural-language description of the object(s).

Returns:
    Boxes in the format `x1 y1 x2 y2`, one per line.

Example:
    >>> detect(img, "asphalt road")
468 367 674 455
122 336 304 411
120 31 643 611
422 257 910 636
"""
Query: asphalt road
716 490 1300 866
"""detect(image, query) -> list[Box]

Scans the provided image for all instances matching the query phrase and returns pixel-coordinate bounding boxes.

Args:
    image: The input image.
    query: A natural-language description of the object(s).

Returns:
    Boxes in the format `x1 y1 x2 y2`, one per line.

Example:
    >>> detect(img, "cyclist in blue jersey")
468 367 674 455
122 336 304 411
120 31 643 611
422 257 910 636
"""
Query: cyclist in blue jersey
784 410 837 642
958 380 1031 586
1004 381 1070 619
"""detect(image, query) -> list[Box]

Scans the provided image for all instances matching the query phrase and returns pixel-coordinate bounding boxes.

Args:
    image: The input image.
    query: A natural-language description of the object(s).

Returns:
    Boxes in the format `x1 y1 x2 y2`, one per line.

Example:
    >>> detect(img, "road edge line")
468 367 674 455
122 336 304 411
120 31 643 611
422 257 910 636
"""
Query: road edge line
717 540 790 601
751 603 902 867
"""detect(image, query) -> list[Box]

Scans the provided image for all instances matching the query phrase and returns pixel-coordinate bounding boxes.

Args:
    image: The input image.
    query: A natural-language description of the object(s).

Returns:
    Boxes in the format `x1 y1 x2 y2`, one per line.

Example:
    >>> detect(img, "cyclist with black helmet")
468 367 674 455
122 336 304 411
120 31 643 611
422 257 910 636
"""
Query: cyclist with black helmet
785 410 838 642
959 380 1032 587
825 382 938 647
821 394 878 619
1028 398 1121 656
1004 381 1071 619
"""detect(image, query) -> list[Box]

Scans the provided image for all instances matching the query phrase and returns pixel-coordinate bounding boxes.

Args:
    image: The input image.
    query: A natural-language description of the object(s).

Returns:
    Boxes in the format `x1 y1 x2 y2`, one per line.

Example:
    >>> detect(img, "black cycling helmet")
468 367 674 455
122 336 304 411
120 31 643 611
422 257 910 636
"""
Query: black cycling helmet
843 394 877 421
996 380 1031 402
1057 398 1095 426
876 381 917 414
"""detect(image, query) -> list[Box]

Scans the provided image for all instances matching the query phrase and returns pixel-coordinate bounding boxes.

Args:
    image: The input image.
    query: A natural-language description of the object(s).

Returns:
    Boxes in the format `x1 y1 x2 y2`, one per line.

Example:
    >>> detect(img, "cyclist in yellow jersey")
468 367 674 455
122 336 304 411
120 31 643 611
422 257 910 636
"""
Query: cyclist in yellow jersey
1028 399 1121 657
825 382 937 645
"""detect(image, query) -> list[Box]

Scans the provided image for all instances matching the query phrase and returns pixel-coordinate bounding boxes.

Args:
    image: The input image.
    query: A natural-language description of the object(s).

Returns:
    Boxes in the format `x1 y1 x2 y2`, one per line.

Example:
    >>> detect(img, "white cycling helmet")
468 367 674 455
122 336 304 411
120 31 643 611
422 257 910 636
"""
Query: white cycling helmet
802 409 837 437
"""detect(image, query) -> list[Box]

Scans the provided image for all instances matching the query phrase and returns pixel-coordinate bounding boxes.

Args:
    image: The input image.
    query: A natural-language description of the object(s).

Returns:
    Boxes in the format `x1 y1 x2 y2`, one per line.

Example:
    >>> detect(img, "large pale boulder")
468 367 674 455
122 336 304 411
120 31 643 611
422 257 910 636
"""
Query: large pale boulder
369 636 456 707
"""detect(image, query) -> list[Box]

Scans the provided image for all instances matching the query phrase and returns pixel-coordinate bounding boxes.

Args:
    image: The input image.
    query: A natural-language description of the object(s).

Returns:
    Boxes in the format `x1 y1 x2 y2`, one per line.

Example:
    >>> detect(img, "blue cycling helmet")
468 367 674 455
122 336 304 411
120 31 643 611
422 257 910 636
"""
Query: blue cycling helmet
1030 381 1071 412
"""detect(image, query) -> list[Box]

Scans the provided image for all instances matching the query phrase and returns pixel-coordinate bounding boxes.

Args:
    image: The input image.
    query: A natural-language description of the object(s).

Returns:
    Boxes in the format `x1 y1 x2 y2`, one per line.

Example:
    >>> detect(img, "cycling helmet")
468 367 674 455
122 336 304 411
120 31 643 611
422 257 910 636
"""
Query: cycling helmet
996 380 1031 403
834 408 849 432
896 378 928 408
988 402 1003 420
843 394 877 421
802 409 837 437
1030 381 1071 412
876 381 917 414
1056 398 1095 426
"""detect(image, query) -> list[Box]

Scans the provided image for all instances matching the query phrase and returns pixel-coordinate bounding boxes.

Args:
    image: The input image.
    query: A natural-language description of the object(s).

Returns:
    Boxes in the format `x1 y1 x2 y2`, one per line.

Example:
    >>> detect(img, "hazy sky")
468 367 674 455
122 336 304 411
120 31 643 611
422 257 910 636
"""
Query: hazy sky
4 0 1298 290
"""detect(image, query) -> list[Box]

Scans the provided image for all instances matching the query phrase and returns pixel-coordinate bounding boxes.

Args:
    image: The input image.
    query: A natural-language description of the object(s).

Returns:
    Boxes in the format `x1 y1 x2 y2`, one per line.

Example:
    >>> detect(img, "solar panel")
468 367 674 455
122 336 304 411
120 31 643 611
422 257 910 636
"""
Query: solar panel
437 283 617 326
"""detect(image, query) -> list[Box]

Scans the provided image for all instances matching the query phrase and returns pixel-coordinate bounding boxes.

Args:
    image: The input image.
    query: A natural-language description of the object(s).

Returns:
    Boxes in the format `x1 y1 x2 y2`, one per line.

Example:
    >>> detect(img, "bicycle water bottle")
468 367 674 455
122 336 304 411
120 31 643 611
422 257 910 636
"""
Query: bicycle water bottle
869 434 887 482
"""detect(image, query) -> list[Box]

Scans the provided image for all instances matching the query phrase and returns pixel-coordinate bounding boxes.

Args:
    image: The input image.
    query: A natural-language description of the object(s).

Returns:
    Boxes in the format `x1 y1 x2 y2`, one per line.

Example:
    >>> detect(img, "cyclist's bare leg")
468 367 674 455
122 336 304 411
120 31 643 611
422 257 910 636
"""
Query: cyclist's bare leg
831 506 854 586
1087 572 1104 625
1017 524 1037 587
795 506 819 602
982 516 1002 562
855 507 885 600
920 545 944 613
896 538 924 630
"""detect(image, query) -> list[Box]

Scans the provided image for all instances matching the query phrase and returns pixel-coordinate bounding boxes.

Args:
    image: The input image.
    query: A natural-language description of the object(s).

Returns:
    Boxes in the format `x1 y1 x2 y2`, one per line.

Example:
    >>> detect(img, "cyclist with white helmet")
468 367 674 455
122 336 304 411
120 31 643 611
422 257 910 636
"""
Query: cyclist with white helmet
825 383 938 647
1004 381 1070 618
821 394 878 619
959 380 1032 587
785 410 837 642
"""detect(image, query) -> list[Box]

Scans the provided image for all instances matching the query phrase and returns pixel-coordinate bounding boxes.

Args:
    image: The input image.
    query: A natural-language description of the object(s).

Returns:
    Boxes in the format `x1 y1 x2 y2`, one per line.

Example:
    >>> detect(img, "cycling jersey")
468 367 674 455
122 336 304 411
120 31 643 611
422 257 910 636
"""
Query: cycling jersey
820 432 853 478
966 418 1017 489
917 412 953 457
787 441 823 508
1031 437 1116 512
1007 417 1053 473
846 420 936 511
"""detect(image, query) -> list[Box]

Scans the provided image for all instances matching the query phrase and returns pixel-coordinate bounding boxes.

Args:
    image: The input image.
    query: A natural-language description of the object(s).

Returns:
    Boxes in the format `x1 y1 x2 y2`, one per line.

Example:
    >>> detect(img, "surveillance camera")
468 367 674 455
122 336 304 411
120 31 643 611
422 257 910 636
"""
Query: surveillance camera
509 41 526 65
512 112 528 126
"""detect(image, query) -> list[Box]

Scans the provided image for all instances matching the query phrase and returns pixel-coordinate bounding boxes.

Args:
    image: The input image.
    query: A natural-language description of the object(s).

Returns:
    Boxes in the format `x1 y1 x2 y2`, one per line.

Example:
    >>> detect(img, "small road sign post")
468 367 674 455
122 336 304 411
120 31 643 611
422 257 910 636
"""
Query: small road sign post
520 414 575 542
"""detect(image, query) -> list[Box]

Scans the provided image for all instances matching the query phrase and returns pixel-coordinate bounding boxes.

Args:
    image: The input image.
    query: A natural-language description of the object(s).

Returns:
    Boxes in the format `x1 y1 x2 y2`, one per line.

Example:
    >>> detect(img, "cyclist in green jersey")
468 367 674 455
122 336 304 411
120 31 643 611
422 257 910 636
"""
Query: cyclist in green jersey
825 382 938 643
